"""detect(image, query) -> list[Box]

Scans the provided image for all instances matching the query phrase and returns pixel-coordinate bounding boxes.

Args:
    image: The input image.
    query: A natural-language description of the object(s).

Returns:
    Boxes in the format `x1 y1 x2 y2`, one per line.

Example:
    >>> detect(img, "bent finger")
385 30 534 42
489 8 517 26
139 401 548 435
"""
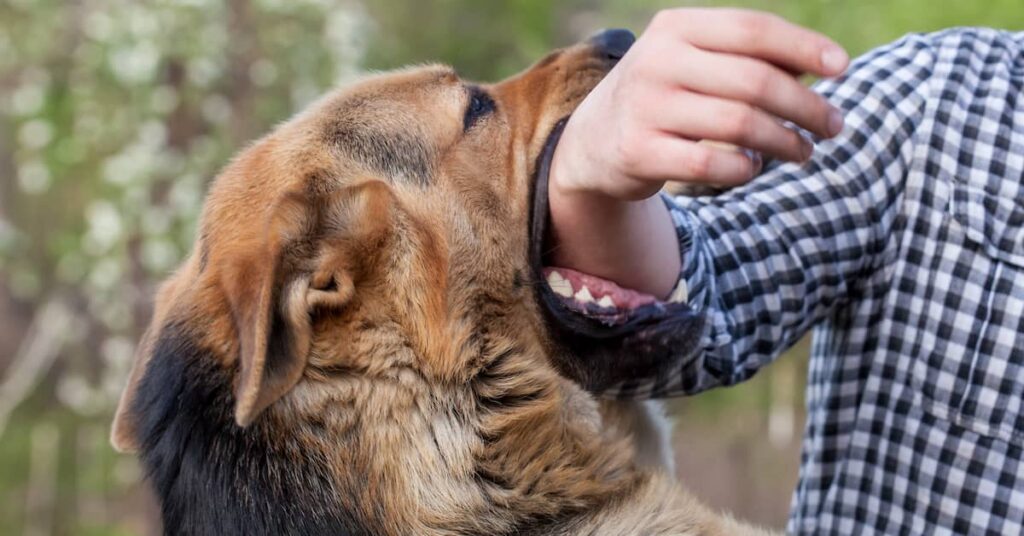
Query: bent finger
670 48 843 138
628 134 760 187
650 91 813 163
650 8 849 77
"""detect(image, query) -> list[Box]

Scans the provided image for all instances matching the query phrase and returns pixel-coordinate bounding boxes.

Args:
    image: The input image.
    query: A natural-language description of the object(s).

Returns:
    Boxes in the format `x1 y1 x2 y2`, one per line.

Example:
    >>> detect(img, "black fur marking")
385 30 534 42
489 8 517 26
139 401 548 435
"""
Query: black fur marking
327 122 432 186
131 324 374 535
473 346 547 424
512 270 524 290
475 346 517 381
472 466 516 491
477 388 544 412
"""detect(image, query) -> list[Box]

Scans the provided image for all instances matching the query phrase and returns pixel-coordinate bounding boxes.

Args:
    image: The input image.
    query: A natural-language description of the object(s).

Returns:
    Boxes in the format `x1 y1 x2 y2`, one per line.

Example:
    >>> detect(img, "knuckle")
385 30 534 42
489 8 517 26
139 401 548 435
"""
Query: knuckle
731 12 764 45
747 67 775 101
649 9 678 31
739 9 782 27
761 11 785 26
723 105 756 141
614 133 646 170
729 10 774 47
650 8 701 36
632 41 669 78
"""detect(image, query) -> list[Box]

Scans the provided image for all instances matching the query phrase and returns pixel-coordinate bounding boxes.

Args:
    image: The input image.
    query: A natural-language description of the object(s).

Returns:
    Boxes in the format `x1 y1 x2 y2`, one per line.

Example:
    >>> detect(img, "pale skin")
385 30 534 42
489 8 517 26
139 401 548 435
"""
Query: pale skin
547 8 851 298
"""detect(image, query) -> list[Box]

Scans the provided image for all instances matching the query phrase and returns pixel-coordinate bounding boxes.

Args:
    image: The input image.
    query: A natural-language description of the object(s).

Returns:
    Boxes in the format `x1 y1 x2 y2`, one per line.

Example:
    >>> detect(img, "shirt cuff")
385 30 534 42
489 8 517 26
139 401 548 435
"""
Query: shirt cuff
660 193 732 352
660 193 710 312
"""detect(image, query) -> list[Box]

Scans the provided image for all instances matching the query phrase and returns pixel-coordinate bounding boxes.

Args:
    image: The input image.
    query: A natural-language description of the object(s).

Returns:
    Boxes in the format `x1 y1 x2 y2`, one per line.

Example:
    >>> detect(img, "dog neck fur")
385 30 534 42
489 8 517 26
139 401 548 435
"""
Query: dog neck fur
129 285 655 535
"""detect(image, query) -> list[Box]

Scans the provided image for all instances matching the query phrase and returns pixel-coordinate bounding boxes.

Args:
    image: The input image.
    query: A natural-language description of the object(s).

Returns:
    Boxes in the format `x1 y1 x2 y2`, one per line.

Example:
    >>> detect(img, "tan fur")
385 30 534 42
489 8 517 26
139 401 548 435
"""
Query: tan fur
112 38 776 535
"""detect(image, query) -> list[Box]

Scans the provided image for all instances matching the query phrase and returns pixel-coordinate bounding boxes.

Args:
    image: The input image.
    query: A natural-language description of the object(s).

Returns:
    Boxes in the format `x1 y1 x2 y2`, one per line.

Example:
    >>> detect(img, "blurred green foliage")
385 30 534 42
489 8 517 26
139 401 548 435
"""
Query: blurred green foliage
362 0 572 79
0 1 1020 534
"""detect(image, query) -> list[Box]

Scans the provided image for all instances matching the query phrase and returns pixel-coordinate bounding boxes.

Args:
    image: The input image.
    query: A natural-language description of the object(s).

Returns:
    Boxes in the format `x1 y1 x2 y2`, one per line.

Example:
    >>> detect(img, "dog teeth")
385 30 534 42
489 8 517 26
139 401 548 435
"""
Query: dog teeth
546 270 574 297
574 286 595 303
597 295 615 308
668 280 689 304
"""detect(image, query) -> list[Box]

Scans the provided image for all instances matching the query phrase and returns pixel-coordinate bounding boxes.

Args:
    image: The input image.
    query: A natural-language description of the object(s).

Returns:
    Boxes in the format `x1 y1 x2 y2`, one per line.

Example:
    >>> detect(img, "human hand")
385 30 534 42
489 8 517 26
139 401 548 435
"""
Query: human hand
546 9 849 298
553 8 849 198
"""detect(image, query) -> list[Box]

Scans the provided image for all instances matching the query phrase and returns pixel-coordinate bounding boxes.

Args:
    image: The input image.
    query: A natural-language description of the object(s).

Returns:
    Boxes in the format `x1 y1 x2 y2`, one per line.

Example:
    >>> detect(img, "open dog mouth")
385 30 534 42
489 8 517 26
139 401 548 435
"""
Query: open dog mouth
528 119 684 321
527 119 704 393
542 266 658 311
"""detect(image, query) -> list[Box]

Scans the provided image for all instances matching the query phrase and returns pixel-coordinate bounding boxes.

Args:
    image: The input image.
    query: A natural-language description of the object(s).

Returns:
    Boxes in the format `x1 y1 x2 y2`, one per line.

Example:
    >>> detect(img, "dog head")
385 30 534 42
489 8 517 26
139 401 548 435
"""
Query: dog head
111 29 672 533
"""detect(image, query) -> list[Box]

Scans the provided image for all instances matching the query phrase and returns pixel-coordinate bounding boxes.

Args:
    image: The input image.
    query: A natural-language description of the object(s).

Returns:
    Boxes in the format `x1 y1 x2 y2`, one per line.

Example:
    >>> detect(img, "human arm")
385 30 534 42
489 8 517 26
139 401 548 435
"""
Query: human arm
548 8 849 299
545 17 935 396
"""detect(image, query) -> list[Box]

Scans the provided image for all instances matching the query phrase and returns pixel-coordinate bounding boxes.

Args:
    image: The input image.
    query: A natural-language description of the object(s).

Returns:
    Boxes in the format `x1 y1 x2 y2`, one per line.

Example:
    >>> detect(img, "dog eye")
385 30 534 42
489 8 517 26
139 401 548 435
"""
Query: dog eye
463 87 495 132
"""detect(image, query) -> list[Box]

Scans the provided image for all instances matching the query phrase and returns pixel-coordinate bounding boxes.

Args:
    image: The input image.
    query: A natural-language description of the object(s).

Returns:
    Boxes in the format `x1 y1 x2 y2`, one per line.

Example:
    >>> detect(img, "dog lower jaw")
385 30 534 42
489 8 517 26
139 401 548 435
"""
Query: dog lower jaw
527 118 705 394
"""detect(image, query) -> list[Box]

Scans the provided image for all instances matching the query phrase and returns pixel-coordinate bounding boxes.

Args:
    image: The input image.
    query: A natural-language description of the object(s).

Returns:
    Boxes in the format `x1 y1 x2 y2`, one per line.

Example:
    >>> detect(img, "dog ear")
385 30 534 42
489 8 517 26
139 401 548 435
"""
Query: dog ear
108 192 353 449
110 181 392 448
229 182 393 427
227 193 342 427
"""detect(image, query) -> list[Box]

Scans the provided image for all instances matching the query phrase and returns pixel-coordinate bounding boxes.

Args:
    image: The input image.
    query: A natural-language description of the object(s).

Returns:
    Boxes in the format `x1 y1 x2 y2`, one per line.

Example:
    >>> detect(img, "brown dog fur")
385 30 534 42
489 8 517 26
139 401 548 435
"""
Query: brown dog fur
111 36 774 535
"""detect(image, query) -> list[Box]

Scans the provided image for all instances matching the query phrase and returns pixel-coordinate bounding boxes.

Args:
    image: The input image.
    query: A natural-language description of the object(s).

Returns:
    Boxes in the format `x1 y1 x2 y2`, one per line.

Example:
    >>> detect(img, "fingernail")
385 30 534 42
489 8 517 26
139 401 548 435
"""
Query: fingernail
828 108 845 137
821 45 849 74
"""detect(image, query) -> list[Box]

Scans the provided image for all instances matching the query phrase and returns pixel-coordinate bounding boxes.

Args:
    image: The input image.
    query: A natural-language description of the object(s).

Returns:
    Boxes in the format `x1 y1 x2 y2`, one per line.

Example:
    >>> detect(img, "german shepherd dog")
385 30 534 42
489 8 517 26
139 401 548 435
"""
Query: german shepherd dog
111 29 773 535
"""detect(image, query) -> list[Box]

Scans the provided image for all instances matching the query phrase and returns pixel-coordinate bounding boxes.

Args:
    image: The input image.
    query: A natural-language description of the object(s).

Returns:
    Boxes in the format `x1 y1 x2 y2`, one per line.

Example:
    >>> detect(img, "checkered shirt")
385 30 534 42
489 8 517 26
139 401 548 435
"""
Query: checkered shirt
606 28 1024 534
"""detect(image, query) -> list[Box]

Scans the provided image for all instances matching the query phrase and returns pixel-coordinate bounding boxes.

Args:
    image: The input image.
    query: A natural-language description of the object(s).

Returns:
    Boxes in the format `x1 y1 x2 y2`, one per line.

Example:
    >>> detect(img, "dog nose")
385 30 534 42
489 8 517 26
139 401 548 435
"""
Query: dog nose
588 28 635 60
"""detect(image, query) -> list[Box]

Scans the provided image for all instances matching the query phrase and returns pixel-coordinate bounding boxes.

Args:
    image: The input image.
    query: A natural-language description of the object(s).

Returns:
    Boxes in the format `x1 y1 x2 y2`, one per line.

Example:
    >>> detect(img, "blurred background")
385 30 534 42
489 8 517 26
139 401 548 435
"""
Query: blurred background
1 0 1022 533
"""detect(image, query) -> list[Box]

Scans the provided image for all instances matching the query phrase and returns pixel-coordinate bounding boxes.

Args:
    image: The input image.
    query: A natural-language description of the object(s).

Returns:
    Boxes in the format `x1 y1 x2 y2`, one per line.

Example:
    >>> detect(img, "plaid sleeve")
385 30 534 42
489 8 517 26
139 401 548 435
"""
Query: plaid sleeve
608 34 937 398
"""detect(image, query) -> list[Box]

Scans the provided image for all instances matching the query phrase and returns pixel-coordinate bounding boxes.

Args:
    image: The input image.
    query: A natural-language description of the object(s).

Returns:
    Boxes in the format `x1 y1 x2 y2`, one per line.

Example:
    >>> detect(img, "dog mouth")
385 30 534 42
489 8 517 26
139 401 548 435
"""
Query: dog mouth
522 30 704 393
527 119 667 327
526 120 704 393
526 30 668 319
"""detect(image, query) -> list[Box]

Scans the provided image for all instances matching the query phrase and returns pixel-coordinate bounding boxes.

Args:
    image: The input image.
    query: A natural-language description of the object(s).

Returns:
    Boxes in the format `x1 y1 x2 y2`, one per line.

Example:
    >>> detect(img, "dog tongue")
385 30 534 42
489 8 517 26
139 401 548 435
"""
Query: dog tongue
542 266 658 310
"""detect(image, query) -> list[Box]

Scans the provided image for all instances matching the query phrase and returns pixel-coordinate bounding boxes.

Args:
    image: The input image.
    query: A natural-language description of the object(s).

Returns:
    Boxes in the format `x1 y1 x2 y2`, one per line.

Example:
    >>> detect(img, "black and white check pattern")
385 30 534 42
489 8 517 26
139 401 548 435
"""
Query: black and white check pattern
605 28 1024 534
